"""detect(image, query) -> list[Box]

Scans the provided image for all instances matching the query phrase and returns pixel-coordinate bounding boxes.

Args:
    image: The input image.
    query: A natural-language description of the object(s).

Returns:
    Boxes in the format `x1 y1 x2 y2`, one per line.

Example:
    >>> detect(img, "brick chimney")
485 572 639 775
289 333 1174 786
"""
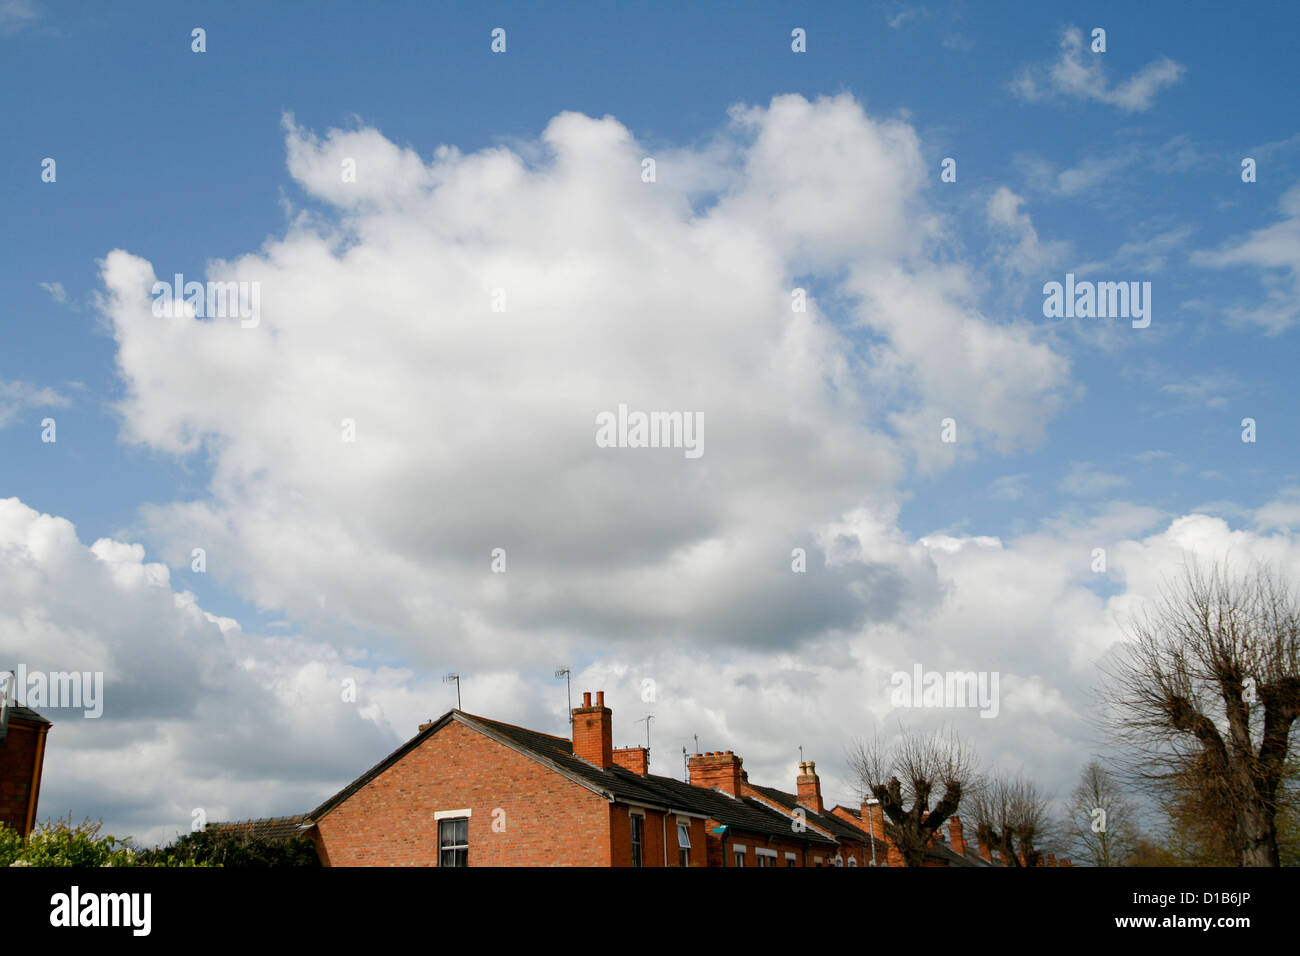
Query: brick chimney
688 751 744 796
948 814 967 856
1046 852 1057 868
572 691 613 769
861 798 904 867
418 719 434 733
612 746 649 775
796 761 824 814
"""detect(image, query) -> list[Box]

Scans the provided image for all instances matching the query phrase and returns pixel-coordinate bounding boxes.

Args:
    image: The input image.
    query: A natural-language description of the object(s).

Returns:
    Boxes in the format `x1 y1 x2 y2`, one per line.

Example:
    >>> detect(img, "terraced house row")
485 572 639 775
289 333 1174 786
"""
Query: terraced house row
217 690 1071 867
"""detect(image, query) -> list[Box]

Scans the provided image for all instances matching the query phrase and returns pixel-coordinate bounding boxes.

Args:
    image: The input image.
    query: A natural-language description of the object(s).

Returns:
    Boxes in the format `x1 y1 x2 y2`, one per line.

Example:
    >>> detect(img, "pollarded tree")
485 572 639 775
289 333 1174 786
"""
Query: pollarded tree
1067 760 1138 866
1100 559 1300 866
971 772 1051 867
847 727 977 867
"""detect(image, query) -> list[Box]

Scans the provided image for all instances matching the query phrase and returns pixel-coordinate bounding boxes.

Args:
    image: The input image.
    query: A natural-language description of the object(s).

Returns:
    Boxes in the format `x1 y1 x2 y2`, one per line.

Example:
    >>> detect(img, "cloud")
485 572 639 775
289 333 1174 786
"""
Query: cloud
1191 183 1300 334
1159 372 1236 410
1256 487 1300 532
0 497 445 847
0 378 70 429
1057 462 1129 497
0 0 38 36
986 186 1069 277
39 281 67 304
879 1 928 29
11 488 1300 842
988 473 1031 501
1077 226 1195 275
1012 26 1186 113
97 95 1074 661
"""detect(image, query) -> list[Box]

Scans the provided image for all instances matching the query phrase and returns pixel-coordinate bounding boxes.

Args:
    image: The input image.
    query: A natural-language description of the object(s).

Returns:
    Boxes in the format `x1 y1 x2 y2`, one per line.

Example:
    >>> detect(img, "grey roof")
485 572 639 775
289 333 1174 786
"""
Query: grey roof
746 784 890 850
3 705 51 726
206 815 312 840
308 710 836 846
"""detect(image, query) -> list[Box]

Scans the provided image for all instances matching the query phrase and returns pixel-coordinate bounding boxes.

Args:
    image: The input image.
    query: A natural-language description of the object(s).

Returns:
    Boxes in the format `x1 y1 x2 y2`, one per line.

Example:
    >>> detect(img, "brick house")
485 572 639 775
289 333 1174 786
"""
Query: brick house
0 700 51 838
214 690 1062 866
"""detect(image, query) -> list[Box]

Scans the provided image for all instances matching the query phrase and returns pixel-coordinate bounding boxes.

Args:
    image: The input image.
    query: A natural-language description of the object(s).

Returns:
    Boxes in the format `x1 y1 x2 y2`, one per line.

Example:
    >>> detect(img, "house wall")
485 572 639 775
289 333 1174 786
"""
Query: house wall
705 825 811 867
607 806 709 866
0 718 48 837
314 720 611 866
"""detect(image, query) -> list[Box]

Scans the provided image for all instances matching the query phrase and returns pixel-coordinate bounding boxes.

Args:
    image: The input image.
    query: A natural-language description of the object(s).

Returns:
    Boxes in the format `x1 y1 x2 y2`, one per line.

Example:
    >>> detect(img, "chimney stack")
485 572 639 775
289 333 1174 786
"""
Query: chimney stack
612 746 649 776
688 751 744 796
572 690 613 769
862 798 903 867
796 761 824 814
948 814 967 856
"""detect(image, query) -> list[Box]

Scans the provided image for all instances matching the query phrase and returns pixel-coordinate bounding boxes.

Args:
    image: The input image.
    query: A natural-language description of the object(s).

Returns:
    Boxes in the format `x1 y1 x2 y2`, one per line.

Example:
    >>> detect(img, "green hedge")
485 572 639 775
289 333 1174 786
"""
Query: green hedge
1 817 319 867
134 827 321 867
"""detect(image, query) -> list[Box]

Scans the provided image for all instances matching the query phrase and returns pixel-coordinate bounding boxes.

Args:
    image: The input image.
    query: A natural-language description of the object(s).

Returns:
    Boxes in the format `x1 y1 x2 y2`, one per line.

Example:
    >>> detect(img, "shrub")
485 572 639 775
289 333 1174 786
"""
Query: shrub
133 827 320 867
1 816 135 867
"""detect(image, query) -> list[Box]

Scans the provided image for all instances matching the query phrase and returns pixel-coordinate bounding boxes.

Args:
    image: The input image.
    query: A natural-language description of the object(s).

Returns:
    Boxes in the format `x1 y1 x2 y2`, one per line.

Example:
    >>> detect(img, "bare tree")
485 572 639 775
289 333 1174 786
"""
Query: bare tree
1067 760 1138 866
1100 559 1300 866
847 727 977 867
970 772 1051 867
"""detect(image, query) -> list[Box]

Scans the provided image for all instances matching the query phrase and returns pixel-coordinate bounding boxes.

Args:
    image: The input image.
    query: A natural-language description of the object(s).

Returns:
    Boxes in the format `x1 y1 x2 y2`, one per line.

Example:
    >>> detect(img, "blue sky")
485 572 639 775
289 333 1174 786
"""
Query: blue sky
2 0 1299 847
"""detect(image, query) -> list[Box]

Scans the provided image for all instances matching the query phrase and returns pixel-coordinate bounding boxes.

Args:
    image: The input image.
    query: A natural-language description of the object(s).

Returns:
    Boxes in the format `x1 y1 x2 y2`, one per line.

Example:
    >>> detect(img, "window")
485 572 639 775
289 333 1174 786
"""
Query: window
834 854 844 867
785 852 797 867
677 823 691 867
756 849 777 867
848 856 859 867
630 813 644 867
438 817 468 867
734 851 745 867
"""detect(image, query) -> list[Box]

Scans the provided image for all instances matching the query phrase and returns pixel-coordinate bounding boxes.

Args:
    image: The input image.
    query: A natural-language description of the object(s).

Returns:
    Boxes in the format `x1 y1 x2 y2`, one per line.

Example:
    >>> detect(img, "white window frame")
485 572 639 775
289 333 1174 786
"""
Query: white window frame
436 813 469 867
677 822 691 867
630 810 645 867
784 851 797 867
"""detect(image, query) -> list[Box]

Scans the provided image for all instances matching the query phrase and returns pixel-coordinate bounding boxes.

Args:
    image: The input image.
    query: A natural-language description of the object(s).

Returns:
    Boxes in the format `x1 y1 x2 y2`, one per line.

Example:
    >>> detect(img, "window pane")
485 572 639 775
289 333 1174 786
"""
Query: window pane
630 815 643 867
677 824 691 848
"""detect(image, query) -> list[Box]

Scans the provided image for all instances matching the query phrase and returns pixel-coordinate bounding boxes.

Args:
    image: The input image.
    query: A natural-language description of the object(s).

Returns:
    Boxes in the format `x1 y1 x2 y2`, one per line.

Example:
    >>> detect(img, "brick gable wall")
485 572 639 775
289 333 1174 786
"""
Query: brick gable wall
313 719 611 866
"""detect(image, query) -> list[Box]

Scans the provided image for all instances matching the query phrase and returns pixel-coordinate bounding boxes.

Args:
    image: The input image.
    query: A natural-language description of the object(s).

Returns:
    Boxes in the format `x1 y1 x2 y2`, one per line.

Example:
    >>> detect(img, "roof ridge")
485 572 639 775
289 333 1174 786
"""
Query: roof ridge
461 711 572 746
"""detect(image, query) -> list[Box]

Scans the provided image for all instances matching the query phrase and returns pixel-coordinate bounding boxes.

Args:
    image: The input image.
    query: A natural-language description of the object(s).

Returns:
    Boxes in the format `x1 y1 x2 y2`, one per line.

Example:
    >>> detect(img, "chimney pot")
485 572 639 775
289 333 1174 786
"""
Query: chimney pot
596 690 605 706
582 692 592 707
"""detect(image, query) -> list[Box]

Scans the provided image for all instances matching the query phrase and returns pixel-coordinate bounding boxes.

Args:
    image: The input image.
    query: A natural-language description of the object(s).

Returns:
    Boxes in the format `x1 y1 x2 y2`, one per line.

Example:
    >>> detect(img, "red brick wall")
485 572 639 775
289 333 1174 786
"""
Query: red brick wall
610 807 711 866
676 815 708 867
0 719 47 837
705 824 810 867
314 720 612 866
